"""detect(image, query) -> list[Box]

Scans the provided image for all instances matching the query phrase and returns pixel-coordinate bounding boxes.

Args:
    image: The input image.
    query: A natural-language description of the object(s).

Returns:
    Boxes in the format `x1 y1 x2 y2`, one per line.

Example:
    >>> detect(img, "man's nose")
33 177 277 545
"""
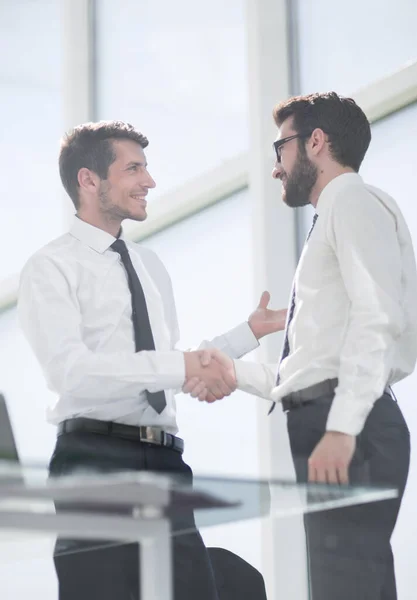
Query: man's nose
144 171 156 189
272 161 283 179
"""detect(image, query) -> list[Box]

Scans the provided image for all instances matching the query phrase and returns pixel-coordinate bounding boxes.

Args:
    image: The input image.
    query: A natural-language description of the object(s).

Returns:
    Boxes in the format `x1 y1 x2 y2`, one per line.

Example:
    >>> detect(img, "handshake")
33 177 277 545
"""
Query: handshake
182 349 236 403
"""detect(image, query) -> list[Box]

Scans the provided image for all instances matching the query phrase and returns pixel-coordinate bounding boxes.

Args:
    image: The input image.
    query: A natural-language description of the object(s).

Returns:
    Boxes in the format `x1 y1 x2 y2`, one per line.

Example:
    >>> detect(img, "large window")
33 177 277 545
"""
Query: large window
95 0 248 195
361 103 417 239
0 0 65 281
292 0 417 95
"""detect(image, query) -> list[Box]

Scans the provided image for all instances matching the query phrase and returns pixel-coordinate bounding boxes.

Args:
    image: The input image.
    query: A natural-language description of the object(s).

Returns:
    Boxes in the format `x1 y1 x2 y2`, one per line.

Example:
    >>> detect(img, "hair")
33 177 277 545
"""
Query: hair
272 92 371 172
59 120 149 208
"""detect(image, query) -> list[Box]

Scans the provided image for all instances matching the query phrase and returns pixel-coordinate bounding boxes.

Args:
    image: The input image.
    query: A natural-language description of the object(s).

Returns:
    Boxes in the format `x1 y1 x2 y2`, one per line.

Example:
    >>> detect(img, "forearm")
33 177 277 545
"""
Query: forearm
233 359 277 401
326 315 400 435
197 322 259 359
44 346 186 401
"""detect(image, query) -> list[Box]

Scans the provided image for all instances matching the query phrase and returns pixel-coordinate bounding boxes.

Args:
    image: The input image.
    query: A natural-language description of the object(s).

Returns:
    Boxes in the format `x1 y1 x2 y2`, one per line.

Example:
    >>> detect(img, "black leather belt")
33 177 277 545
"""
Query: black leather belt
57 418 184 454
281 378 392 412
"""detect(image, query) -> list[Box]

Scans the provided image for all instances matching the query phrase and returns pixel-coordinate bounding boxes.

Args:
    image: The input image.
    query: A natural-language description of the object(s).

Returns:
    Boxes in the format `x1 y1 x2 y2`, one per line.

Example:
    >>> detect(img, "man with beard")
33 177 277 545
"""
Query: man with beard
184 92 417 599
17 120 288 600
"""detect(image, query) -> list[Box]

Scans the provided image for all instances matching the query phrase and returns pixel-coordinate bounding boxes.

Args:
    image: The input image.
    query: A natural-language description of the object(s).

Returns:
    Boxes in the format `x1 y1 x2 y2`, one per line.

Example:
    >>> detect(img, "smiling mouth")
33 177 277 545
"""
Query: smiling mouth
130 194 147 203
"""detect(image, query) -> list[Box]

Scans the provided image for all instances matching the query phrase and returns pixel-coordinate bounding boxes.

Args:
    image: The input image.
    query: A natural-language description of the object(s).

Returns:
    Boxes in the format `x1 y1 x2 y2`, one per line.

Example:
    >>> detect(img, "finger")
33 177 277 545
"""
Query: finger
316 467 327 483
207 384 226 400
199 350 212 367
190 381 207 398
258 290 270 310
215 379 234 397
337 465 349 485
197 388 208 401
308 460 317 483
205 392 217 403
182 377 199 393
326 466 339 485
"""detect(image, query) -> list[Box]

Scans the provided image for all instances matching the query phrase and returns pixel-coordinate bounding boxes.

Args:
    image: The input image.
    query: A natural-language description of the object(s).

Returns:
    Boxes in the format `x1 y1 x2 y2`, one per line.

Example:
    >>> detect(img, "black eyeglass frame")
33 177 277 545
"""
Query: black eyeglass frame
273 132 312 163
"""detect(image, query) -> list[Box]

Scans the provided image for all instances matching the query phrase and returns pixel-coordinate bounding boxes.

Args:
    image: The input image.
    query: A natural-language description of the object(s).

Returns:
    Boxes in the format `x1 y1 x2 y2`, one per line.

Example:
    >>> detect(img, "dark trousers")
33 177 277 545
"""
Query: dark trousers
48 431 219 600
287 390 410 600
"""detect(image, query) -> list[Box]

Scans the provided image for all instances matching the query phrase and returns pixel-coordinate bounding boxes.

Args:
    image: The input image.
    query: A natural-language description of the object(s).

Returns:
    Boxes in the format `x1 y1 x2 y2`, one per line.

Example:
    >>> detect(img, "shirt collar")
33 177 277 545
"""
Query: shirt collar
69 217 127 253
316 173 363 215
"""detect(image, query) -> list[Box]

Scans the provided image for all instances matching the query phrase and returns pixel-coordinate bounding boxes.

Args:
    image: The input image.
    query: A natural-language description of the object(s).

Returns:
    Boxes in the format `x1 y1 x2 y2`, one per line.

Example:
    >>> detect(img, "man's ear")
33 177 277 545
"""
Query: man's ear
309 128 327 157
77 168 100 195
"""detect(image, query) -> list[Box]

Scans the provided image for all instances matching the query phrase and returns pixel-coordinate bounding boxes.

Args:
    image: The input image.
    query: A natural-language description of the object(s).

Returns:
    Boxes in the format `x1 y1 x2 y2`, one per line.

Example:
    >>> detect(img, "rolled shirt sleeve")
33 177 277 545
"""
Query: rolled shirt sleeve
325 189 404 435
234 358 277 402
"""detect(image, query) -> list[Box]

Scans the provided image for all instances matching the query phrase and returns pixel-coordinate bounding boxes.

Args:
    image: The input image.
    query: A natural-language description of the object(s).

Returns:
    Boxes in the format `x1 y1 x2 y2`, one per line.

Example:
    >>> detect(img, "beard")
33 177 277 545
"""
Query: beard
281 147 318 208
98 181 146 222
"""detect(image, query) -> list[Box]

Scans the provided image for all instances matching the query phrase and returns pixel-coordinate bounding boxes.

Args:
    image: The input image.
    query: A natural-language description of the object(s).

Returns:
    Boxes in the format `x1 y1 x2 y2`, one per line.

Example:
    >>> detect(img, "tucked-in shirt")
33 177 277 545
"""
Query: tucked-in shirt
234 173 417 435
18 217 259 434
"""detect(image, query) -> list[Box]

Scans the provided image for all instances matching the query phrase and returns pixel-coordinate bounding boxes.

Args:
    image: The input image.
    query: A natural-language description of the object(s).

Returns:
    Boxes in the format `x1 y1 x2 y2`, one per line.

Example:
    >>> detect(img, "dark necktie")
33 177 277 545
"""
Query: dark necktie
111 239 167 414
269 213 318 415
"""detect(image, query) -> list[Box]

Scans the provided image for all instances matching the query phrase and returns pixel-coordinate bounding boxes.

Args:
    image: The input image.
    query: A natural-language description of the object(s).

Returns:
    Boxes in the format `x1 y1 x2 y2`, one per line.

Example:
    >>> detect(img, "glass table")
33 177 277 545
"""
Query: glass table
0 461 397 600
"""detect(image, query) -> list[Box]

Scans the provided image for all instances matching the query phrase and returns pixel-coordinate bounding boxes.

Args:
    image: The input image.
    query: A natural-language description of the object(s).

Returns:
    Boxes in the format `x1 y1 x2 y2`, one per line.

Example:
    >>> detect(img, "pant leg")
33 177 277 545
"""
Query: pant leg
287 393 410 600
147 445 219 600
49 432 145 600
49 432 219 600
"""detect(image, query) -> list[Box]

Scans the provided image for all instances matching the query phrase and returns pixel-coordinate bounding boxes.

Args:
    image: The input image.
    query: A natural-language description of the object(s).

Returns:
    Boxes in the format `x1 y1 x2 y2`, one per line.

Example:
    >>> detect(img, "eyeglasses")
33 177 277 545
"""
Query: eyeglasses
273 132 312 163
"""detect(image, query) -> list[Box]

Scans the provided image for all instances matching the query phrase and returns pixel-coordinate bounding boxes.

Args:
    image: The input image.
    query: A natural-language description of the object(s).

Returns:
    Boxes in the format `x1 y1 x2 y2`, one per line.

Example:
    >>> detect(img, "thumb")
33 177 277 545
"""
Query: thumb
199 349 212 367
258 290 270 310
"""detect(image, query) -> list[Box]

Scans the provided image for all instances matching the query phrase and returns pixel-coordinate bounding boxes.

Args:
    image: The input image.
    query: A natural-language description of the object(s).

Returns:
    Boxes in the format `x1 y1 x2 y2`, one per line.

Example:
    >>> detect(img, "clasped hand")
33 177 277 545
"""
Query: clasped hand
182 291 287 403
183 349 235 403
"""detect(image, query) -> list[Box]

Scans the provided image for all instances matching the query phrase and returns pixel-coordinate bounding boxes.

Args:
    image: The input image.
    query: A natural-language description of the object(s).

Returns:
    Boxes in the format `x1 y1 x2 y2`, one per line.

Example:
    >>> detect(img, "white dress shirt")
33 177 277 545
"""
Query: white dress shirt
235 173 417 435
18 217 259 434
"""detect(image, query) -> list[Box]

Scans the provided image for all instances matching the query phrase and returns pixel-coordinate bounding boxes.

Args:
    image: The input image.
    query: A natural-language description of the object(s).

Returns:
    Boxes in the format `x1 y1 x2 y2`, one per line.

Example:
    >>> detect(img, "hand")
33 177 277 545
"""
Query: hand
308 432 356 484
183 350 236 402
248 291 288 340
183 349 236 403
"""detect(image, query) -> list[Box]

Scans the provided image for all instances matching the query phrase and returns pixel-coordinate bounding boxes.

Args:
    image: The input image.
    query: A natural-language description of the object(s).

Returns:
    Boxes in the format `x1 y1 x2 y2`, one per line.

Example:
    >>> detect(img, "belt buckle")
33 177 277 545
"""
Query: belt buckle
139 426 165 446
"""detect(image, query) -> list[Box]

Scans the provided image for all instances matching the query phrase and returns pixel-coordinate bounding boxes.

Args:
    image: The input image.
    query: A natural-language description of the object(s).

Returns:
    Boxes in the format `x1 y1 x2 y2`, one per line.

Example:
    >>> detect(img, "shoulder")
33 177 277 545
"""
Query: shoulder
328 180 397 227
21 233 76 278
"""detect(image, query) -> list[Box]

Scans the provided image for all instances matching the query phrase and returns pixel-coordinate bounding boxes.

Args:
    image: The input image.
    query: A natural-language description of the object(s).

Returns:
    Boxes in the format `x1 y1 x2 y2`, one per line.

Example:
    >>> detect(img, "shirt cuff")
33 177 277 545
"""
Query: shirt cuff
225 322 259 358
234 359 275 401
146 350 186 392
325 393 373 436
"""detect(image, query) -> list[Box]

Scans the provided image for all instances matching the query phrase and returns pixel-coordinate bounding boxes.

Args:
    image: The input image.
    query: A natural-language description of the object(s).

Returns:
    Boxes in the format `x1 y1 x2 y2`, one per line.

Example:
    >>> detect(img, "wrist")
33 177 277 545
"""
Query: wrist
325 430 355 439
248 320 262 341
